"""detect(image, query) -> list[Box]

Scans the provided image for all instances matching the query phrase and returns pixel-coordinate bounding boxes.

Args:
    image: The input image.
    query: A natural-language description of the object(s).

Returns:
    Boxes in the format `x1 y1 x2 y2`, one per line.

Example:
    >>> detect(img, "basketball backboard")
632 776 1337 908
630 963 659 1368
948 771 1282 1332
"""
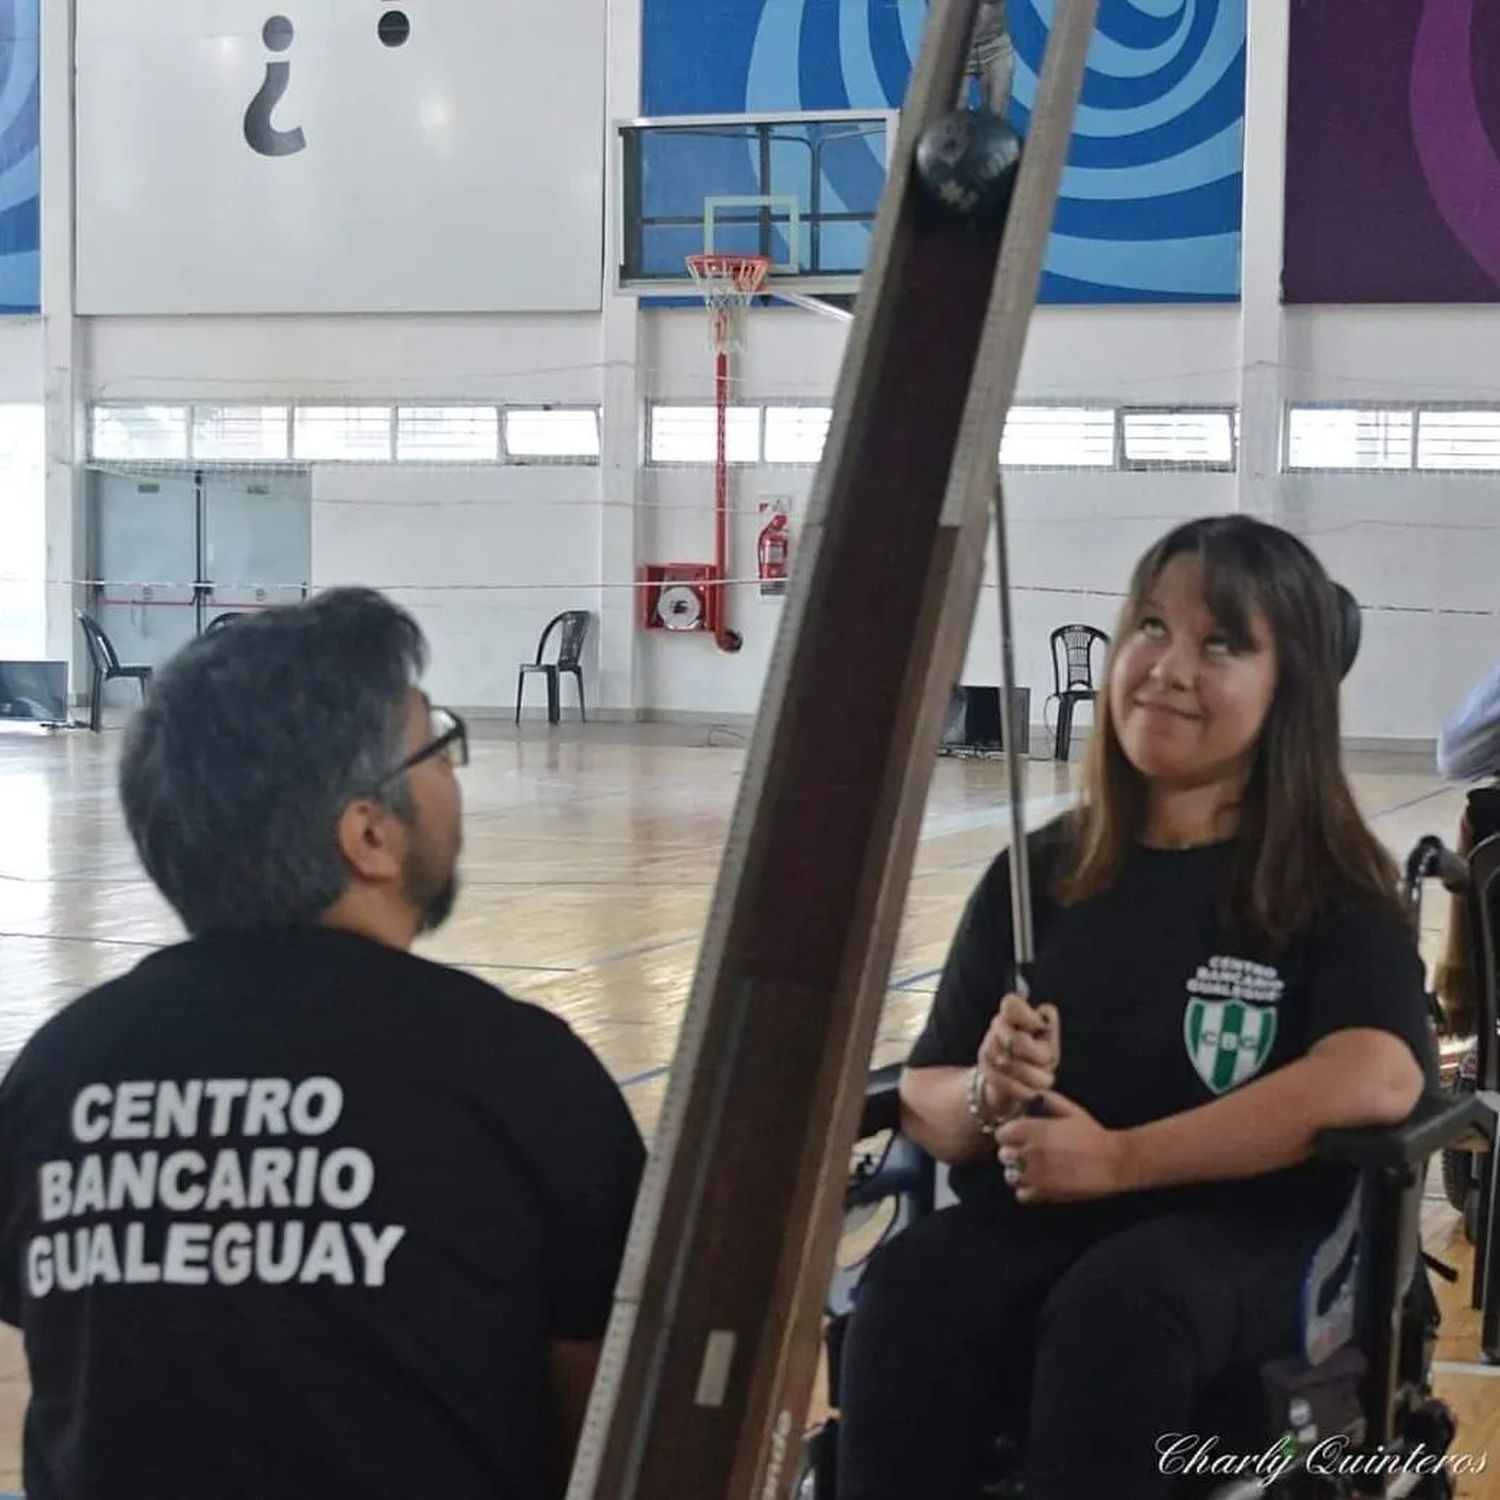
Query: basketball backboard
616 109 896 296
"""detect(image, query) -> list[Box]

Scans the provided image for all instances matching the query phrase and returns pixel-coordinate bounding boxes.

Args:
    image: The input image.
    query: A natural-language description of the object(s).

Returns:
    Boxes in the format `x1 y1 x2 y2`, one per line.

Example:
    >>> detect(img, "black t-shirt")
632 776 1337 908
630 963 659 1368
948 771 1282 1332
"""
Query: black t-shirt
909 819 1437 1232
0 928 645 1500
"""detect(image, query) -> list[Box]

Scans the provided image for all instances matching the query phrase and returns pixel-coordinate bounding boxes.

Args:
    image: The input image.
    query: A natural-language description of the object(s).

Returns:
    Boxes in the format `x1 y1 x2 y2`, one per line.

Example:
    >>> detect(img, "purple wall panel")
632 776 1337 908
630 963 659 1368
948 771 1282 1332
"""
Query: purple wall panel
1285 0 1500 303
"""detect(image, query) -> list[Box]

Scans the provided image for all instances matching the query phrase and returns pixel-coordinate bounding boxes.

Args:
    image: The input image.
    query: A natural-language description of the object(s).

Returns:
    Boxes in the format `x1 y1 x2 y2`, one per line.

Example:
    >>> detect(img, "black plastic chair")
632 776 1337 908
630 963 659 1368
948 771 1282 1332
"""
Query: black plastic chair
515 611 590 726
1046 623 1109 761
77 613 152 733
203 612 242 634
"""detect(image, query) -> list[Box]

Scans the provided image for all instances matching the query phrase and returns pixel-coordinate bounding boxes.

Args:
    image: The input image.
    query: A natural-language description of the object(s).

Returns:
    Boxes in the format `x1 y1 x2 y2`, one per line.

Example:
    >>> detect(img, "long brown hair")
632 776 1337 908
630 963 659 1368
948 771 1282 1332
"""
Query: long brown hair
1059 515 1400 948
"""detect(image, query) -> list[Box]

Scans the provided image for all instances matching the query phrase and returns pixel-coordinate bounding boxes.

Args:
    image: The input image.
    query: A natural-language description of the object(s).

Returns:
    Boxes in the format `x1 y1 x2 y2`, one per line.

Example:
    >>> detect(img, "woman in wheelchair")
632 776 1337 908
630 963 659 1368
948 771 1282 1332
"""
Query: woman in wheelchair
836 517 1435 1500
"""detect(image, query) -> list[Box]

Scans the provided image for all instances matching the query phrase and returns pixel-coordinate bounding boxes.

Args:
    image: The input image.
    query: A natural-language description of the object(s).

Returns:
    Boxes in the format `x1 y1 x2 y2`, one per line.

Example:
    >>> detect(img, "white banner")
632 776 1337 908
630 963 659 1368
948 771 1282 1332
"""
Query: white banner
76 0 606 314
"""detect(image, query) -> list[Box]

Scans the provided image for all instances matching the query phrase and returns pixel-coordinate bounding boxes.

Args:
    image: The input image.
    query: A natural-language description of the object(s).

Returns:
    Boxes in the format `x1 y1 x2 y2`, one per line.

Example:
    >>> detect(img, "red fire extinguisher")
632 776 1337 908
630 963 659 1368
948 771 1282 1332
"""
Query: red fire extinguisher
758 511 790 596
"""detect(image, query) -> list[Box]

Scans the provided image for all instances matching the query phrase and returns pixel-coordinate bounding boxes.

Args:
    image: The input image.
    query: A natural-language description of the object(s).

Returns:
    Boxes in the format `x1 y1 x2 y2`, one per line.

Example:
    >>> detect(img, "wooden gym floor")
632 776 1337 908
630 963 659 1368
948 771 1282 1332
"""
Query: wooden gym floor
0 719 1495 1494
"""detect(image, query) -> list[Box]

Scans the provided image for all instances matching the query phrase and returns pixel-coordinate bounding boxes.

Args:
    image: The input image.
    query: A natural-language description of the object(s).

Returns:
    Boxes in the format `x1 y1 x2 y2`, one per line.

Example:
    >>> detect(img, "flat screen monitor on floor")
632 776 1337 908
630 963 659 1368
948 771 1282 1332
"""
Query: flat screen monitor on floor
0 660 69 724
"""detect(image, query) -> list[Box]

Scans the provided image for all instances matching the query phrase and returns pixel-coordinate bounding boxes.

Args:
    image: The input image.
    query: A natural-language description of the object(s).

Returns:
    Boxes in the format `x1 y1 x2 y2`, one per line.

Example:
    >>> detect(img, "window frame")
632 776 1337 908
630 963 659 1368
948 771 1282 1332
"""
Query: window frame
394 403 504 464
646 401 765 466
501 404 603 466
1413 404 1500 475
89 403 193 464
760 401 834 466
1282 403 1418 473
999 403 1120 471
189 404 294 465
1119 406 1238 472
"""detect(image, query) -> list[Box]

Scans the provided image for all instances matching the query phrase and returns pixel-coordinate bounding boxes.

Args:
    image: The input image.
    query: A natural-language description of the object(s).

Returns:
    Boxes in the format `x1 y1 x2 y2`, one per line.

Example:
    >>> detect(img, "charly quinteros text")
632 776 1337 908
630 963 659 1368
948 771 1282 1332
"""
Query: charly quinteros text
24 1078 406 1296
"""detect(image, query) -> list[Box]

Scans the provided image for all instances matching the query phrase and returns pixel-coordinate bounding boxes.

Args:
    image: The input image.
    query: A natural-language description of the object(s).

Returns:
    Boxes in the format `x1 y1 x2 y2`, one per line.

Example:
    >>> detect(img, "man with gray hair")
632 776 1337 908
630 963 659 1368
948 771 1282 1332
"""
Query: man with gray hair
0 589 644 1500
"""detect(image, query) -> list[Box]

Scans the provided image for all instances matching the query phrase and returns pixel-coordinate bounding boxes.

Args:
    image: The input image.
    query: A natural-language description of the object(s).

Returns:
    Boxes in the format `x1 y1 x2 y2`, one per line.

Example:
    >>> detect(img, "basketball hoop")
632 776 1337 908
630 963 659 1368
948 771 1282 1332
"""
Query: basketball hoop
685 253 771 355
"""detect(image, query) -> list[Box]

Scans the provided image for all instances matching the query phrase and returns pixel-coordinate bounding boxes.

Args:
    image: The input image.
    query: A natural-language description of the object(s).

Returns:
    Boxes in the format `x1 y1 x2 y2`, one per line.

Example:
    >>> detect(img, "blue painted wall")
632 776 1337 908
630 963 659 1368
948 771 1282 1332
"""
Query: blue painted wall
642 0 1245 303
0 0 38 314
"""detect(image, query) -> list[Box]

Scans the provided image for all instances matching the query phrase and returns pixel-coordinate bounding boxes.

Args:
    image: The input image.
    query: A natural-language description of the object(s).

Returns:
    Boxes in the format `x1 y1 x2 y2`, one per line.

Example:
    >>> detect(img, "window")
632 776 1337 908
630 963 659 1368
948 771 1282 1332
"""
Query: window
91 402 603 467
1000 406 1115 468
649 405 762 464
1121 409 1235 468
397 406 500 462
191 405 290 463
1285 407 1413 470
91 405 190 462
764 406 833 464
292 406 393 462
1416 410 1500 472
504 407 601 462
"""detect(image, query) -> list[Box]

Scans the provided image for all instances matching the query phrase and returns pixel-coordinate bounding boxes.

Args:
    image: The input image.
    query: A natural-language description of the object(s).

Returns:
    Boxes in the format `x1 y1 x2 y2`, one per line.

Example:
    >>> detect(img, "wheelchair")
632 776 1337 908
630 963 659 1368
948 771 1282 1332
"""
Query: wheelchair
1407 830 1500 1362
801 839 1499 1500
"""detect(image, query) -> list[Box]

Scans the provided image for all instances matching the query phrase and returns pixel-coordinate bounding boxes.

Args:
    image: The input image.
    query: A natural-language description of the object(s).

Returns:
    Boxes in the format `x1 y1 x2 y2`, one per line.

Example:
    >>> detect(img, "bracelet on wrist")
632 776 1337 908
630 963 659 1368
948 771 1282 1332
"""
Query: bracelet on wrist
966 1064 1006 1137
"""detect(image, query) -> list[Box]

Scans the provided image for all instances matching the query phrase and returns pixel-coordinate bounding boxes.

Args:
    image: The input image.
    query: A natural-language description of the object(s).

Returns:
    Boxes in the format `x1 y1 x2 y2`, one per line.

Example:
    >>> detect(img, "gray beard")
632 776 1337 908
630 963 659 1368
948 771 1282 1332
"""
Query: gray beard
419 875 458 933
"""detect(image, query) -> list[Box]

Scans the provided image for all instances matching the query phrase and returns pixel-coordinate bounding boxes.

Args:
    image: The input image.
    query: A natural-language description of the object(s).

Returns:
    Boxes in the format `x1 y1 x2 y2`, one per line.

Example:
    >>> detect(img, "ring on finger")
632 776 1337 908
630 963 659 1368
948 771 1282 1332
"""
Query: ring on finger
1003 1160 1024 1187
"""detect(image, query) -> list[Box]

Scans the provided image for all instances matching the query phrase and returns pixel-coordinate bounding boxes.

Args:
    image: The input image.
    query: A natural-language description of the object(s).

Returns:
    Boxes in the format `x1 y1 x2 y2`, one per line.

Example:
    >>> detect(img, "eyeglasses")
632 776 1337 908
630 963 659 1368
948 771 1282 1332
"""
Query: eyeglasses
374 705 468 790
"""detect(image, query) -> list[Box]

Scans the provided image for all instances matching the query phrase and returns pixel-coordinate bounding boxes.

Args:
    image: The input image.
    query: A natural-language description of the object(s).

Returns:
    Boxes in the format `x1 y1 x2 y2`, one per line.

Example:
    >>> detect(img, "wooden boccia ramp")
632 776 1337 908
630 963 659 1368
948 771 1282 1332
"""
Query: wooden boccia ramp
567 2 1101 1496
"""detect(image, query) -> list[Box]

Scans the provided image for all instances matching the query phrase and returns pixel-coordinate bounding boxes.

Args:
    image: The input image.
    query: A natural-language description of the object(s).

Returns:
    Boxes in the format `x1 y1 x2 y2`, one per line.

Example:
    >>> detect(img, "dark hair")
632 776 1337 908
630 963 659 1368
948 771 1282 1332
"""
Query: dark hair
1060 515 1400 948
119 589 428 935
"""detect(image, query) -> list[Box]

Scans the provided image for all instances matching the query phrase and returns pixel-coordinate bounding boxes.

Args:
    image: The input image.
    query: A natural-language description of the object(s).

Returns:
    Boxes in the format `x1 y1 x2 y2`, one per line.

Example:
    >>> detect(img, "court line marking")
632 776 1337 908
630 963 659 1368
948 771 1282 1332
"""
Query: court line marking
619 1064 671 1090
1433 1358 1500 1378
0 930 162 950
890 966 943 992
1369 784 1463 822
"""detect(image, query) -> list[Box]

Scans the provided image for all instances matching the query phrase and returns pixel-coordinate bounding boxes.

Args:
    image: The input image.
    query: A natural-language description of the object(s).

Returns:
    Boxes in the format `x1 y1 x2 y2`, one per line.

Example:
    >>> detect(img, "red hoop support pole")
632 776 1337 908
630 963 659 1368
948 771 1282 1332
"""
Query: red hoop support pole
713 345 731 651
686 254 768 656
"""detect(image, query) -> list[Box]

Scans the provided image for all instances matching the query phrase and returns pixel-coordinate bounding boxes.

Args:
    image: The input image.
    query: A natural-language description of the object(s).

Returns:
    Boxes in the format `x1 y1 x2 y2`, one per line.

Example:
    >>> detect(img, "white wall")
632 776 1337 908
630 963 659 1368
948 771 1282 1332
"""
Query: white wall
643 300 1242 407
0 319 42 402
86 282 1207 728
0 322 48 662
75 0 607 316
969 472 1238 711
637 302 1239 723
16 0 1500 747
313 463 602 712
82 313 607 713
0 399 47 659
1281 308 1500 742
85 315 602 404
637 459 1238 724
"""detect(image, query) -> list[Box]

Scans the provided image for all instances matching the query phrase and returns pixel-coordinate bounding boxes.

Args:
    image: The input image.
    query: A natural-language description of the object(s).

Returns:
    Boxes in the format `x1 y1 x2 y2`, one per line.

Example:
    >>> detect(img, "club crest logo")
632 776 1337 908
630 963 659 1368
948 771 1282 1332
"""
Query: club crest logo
1182 957 1284 1095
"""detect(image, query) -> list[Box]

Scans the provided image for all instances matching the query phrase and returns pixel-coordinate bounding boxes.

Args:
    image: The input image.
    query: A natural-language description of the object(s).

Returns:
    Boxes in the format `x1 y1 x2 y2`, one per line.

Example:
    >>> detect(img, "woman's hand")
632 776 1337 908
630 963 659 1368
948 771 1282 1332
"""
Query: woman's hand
995 1093 1131 1204
976 993 1060 1118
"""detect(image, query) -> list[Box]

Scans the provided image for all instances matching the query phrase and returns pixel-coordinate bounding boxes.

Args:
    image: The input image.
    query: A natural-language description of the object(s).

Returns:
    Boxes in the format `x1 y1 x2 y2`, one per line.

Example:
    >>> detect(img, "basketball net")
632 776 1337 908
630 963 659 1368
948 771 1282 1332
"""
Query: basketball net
685 253 771 356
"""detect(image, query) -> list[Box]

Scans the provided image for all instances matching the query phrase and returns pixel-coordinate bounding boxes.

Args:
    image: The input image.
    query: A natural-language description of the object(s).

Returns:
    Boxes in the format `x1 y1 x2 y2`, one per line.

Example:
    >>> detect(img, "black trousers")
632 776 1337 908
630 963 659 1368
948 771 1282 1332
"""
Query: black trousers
836 1201 1330 1500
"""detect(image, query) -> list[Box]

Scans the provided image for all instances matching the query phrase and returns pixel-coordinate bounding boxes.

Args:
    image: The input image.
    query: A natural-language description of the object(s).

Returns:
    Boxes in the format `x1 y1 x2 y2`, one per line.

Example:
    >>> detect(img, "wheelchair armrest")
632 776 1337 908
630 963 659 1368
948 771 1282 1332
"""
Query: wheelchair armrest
846 1064 935 1214
1314 1089 1489 1170
859 1062 905 1138
1404 835 1470 897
